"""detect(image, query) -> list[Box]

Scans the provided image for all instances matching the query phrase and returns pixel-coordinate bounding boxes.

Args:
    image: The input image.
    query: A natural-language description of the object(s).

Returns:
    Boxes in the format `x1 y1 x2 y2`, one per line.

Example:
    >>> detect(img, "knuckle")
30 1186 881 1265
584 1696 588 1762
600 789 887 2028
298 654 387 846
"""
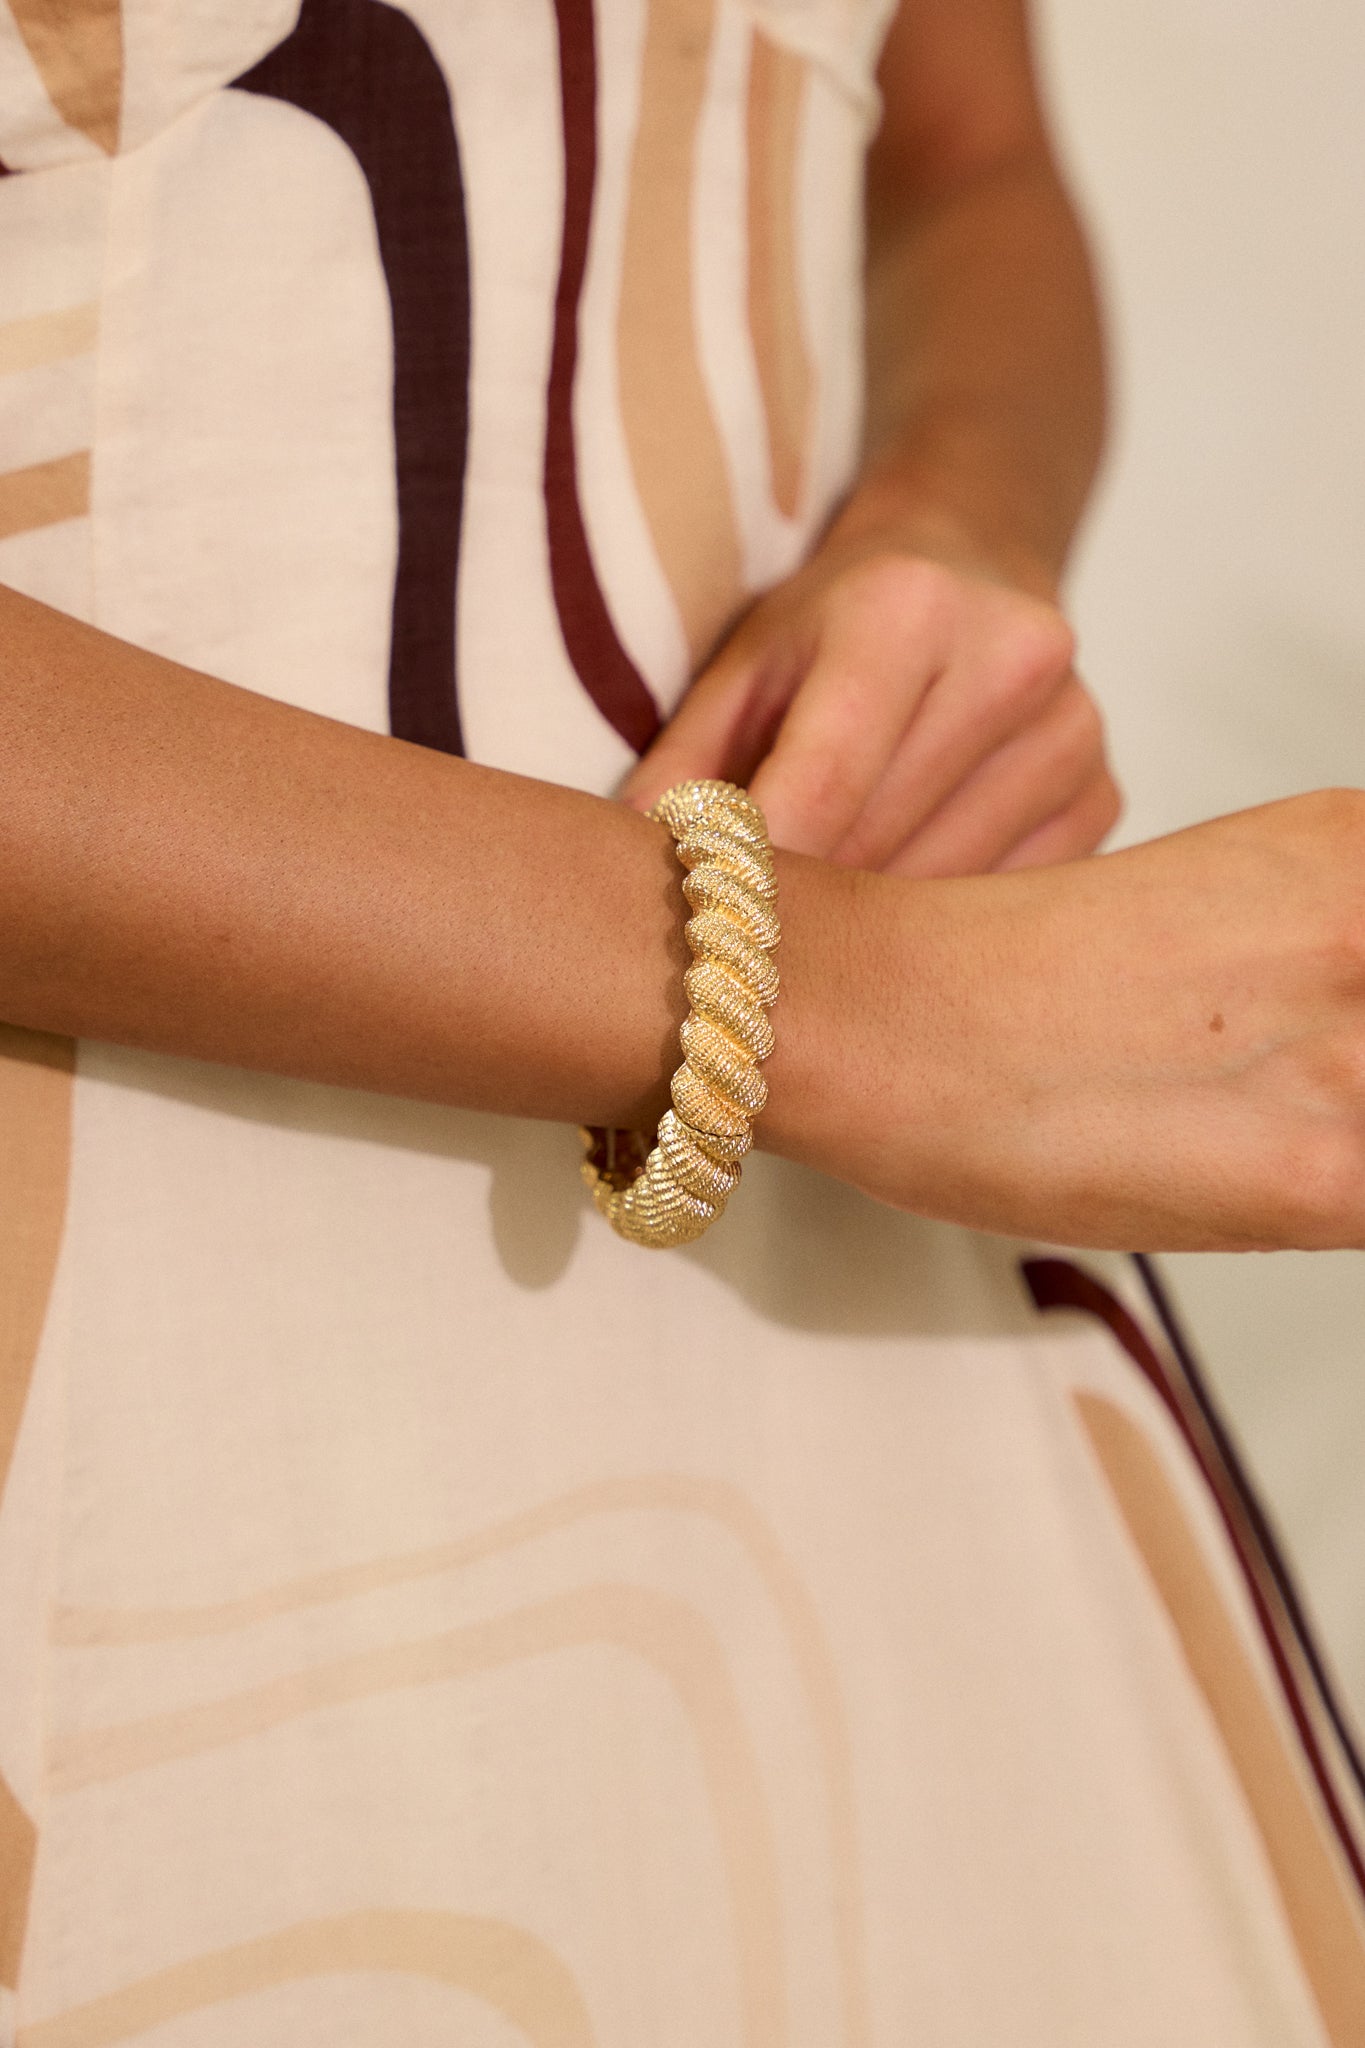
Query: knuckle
1295 1032 1365 1103
1274 1126 1365 1247
982 606 1078 714
1021 604 1078 679
1296 785 1365 849
1095 770 1124 839
835 554 955 634
1295 794 1365 978
1313 893 1365 988
1326 919 1365 989
778 746 866 842
1056 769 1123 858
1052 682 1106 768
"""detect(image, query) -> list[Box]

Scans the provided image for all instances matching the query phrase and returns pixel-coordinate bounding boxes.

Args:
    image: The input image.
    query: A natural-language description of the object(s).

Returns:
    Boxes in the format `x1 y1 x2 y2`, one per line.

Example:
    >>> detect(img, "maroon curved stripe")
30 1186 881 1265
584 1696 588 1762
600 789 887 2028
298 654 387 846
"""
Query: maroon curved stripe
1134 1251 1365 1803
546 0 662 756
235 0 469 757
1023 1255 1365 1898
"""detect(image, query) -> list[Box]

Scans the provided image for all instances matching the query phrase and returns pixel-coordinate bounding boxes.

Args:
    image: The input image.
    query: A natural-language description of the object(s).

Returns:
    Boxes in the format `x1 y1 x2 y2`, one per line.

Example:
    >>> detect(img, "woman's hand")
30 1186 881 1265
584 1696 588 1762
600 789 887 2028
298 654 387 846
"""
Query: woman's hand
764 789 1365 1251
622 507 1120 878
12 589 1365 1255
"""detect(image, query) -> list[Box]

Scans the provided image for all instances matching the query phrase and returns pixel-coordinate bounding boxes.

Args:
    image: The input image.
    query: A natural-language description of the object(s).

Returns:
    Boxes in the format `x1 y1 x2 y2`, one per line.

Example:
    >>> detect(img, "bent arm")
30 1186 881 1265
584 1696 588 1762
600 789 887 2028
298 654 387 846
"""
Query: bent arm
852 0 1106 590
6 585 1365 1255
0 583 854 1140
629 0 1114 879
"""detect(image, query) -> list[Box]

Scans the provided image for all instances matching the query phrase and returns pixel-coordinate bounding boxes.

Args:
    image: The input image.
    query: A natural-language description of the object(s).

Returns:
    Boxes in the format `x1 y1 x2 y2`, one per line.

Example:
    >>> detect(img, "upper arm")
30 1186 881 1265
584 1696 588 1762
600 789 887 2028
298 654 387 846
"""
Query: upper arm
868 0 1055 203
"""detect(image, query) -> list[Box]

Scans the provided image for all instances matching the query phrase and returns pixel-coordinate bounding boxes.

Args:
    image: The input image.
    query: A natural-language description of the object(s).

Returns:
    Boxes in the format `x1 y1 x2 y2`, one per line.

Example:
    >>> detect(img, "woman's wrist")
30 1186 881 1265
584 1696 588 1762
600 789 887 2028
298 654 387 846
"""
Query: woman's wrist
755 858 1008 1230
756 853 916 1179
825 457 1065 604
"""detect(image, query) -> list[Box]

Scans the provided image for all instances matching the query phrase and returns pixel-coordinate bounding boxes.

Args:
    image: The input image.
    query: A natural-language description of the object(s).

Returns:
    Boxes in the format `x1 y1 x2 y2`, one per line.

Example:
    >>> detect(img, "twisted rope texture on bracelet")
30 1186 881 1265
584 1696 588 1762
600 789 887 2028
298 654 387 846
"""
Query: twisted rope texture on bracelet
582 779 780 1247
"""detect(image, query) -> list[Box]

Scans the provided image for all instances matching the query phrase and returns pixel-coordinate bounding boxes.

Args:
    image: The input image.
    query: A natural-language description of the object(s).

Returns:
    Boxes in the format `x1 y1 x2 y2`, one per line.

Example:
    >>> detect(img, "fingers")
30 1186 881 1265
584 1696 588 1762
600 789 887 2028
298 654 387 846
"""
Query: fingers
997 768 1123 871
829 598 1077 870
618 548 1101 881
746 562 956 855
748 655 931 857
617 643 777 813
883 678 1112 878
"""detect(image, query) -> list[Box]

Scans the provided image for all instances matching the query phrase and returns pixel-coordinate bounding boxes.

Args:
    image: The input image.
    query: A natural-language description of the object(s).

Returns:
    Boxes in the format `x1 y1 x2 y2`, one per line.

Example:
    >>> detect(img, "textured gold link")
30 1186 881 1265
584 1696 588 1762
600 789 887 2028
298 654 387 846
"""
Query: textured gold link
680 1014 769 1113
581 779 780 1247
675 829 777 904
671 1064 754 1154
657 1110 743 1202
684 911 780 1006
681 866 780 949
652 781 766 846
683 960 775 1061
615 1151 718 1236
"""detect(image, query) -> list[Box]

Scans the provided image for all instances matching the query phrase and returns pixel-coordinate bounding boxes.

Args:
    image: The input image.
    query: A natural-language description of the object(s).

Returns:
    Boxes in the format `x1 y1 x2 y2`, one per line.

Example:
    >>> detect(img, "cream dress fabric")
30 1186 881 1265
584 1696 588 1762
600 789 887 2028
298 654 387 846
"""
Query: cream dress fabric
0 3 1364 2043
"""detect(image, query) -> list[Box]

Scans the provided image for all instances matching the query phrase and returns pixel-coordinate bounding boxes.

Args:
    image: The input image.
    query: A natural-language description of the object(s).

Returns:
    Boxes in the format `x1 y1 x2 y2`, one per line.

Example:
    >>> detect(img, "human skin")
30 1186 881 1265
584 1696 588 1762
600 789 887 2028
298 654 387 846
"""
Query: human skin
623 0 1117 877
3 586 1365 1254
2 0 1364 1253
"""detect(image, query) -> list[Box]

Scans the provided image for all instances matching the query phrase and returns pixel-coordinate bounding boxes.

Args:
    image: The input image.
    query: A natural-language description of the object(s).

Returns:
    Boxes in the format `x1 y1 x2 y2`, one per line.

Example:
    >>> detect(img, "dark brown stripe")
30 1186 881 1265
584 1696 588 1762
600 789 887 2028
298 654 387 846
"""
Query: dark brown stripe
546 0 662 756
1134 1252 1365 1804
235 0 469 756
1024 1255 1365 1898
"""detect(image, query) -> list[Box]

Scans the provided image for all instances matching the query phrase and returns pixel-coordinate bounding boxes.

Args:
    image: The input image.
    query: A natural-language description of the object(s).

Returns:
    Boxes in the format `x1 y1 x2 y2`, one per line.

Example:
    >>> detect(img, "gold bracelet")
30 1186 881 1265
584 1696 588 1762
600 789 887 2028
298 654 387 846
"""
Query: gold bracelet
581 779 780 1247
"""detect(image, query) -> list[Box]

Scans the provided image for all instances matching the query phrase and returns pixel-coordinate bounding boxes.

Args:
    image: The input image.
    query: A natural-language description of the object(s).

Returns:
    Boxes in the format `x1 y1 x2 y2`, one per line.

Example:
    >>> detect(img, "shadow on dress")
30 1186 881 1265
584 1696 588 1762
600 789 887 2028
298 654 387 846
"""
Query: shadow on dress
89 1046 1036 1339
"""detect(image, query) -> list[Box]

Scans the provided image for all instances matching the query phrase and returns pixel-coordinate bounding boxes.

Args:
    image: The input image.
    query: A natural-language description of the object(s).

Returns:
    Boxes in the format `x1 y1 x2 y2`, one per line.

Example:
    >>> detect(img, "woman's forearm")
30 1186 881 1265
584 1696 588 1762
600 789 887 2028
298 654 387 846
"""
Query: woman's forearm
9 583 1365 1255
857 155 1107 588
851 1 1107 592
0 583 855 1138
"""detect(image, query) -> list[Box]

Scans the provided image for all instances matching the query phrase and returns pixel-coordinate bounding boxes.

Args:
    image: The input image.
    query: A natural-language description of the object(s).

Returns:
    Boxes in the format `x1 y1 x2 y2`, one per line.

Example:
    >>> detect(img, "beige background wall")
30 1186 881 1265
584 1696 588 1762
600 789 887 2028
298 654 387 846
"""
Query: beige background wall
1034 1 1365 1725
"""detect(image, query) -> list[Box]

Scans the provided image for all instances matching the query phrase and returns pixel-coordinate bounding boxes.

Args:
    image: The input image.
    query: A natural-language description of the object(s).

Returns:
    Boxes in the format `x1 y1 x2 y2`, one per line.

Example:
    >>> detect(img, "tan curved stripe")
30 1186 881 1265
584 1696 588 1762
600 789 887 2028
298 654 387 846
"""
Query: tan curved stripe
59 1473 869 2047
8 0 122 155
52 1584 788 2047
0 1027 73 1988
1125 1321 1365 1844
0 304 98 378
746 32 812 519
15 1910 594 2048
1073 1393 1365 2045
618 0 744 665
0 453 90 541
0 1772 36 1994
0 1026 72 1500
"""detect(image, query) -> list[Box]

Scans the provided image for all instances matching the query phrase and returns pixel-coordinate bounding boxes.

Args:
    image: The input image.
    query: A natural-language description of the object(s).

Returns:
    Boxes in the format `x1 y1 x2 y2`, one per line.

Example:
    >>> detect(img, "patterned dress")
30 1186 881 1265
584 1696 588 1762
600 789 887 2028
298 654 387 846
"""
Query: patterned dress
0 2 1363 2042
